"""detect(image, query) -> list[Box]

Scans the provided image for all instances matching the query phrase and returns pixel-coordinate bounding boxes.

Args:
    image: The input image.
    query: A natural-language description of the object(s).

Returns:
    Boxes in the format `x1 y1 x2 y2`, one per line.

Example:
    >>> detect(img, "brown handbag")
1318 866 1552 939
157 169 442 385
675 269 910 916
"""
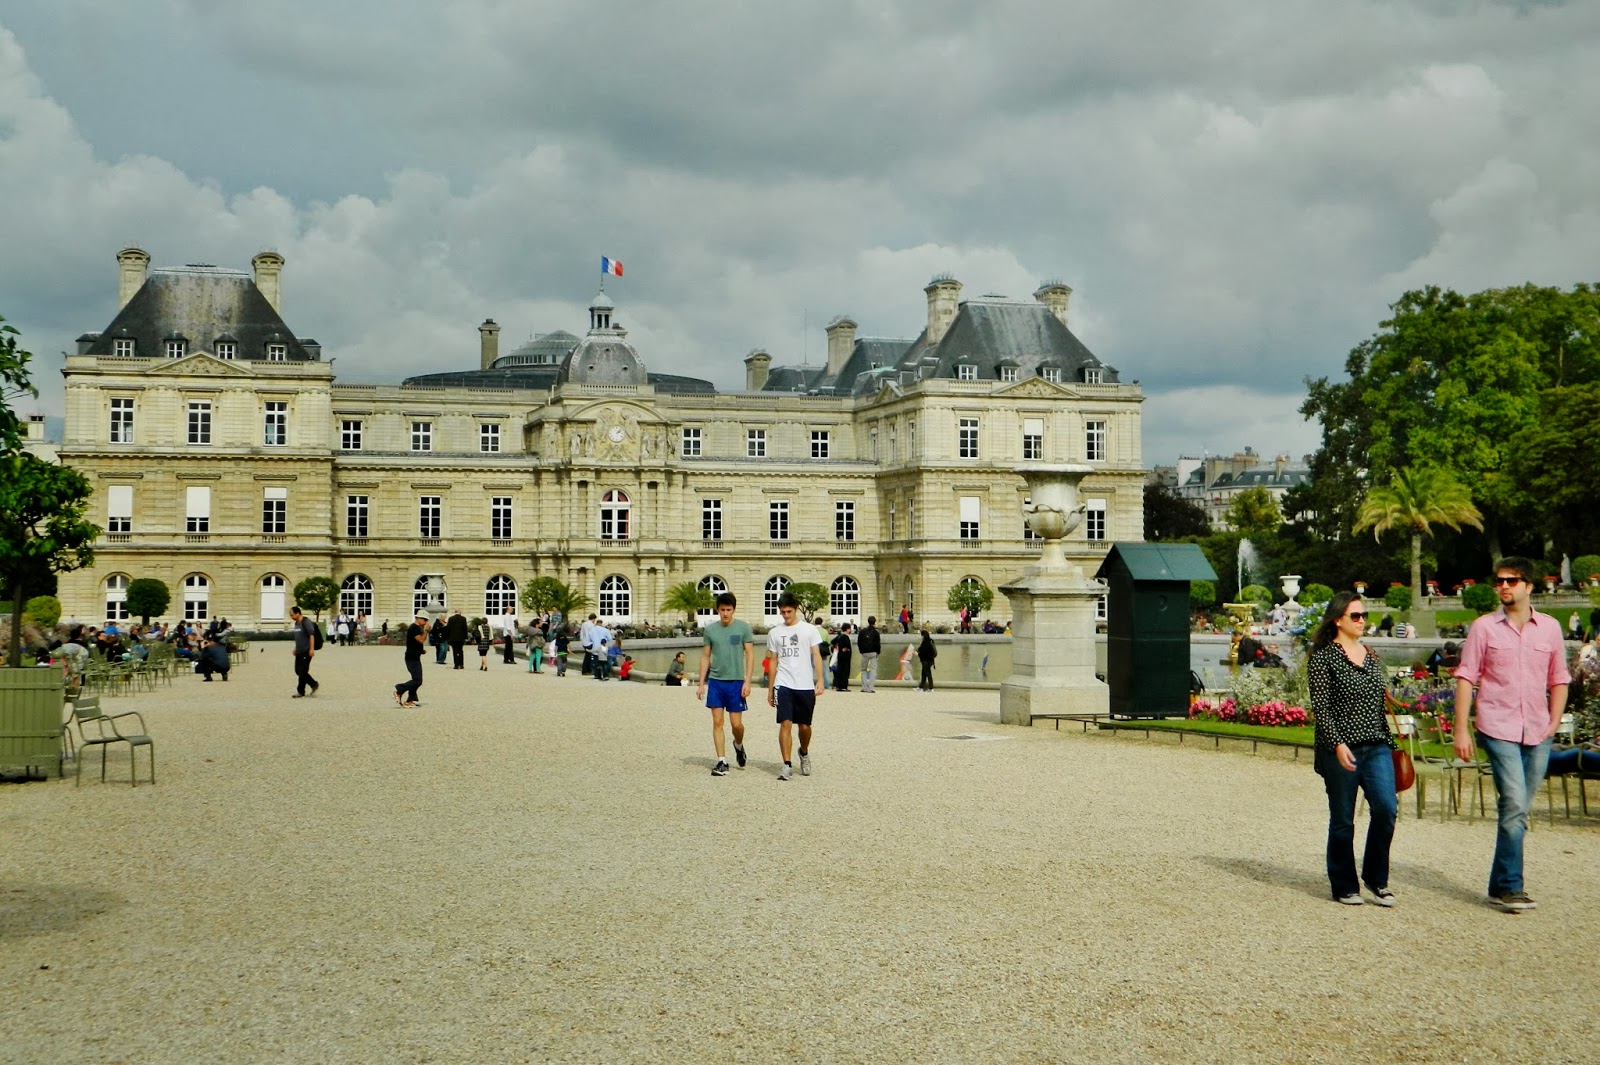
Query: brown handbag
1392 747 1415 793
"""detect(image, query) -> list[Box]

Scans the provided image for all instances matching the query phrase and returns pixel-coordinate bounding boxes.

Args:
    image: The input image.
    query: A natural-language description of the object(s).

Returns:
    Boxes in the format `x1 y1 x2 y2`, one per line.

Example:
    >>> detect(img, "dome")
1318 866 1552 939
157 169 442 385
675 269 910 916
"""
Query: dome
494 329 579 368
589 291 614 310
559 335 647 386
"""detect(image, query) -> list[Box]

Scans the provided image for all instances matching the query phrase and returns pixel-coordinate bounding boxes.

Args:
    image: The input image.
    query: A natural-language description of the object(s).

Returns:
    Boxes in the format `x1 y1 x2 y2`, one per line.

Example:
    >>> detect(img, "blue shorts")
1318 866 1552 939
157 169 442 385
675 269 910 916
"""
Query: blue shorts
775 687 816 726
705 678 746 713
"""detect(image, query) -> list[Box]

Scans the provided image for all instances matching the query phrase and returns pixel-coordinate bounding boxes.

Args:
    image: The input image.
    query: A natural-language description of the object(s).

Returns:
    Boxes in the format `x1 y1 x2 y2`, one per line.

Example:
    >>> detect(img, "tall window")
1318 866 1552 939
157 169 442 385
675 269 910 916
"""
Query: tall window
491 496 513 540
746 428 766 458
214 341 236 360
959 496 980 541
811 430 830 459
769 500 789 541
600 490 631 540
109 398 134 443
340 420 362 450
266 343 287 361
419 496 441 539
185 486 211 534
958 417 979 459
1022 418 1043 461
411 421 432 452
697 576 727 621
263 401 287 446
105 574 130 621
262 486 287 534
106 484 133 533
188 401 212 445
259 574 287 621
1085 498 1107 542
835 500 855 541
763 575 790 618
183 574 210 621
956 363 976 381
888 500 896 539
681 427 702 457
340 574 374 617
830 576 861 619
909 495 917 538
870 426 879 462
346 495 369 538
701 498 722 540
485 575 518 617
112 338 135 357
1086 419 1107 462
598 575 632 619
480 424 500 453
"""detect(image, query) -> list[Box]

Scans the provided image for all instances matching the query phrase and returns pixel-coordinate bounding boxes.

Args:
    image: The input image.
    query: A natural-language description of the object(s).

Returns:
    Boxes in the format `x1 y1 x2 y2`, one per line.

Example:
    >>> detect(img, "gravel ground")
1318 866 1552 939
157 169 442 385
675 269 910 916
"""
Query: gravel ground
3 646 1597 1064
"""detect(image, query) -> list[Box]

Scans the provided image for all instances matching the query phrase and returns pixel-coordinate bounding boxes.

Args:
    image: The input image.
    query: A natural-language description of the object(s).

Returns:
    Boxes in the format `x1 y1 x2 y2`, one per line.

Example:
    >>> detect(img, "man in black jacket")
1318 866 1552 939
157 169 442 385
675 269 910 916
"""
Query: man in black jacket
197 635 230 681
830 623 854 692
857 616 882 693
445 608 470 669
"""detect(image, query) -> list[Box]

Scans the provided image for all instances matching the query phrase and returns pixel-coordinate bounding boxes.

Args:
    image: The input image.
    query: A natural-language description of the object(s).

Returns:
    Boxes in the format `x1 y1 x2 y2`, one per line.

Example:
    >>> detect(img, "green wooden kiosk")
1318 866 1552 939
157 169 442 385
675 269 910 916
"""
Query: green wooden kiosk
1096 543 1216 719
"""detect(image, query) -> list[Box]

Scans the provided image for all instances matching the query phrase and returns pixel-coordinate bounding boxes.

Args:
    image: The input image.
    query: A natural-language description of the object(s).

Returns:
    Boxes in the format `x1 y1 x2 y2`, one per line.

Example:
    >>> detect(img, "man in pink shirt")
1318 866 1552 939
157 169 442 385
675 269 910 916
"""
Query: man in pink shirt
1453 557 1570 913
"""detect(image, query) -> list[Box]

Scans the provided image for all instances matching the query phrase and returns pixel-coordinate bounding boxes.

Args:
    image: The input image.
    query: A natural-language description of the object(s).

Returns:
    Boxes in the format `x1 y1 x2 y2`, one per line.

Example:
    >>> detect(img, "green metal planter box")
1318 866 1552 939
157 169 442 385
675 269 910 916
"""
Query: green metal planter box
0 666 67 779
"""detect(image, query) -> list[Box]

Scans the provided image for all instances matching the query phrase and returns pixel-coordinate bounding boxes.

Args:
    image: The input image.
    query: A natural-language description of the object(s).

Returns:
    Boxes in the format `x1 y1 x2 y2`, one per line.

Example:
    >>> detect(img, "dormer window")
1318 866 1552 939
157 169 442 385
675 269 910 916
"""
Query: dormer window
998 365 1018 383
1083 366 1104 384
1040 365 1061 384
214 335 237 360
164 334 188 359
956 363 977 381
113 338 136 357
266 343 287 361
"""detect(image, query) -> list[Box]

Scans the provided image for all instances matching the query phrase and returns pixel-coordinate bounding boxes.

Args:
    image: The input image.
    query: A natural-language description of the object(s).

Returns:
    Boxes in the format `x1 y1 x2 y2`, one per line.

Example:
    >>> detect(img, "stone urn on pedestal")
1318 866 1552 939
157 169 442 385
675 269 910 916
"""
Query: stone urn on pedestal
999 464 1110 725
422 574 448 623
1278 574 1303 631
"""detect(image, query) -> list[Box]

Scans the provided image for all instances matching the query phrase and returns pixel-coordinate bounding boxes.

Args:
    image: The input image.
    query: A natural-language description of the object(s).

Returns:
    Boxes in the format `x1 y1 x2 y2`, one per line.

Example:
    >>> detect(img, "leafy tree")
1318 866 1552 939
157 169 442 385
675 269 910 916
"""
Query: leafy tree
1502 384 1600 557
787 582 828 618
520 576 591 624
23 595 61 628
1354 466 1483 606
1384 585 1413 612
1189 579 1217 611
1143 482 1210 541
292 576 339 619
126 578 170 625
1224 486 1282 535
0 453 98 666
661 580 714 627
0 313 39 453
1296 583 1334 607
946 578 994 619
1462 582 1498 615
1573 555 1600 585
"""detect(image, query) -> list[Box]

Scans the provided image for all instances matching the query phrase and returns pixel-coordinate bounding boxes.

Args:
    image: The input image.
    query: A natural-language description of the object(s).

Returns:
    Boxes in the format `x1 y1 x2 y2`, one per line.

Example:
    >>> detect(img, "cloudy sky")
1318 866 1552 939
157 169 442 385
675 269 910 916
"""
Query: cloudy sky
2 1 1597 465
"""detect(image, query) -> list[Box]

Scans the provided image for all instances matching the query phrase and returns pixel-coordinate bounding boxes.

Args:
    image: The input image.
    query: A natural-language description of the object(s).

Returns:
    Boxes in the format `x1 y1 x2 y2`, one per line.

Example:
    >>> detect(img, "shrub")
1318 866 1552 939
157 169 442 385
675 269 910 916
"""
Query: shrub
1384 585 1413 611
1189 579 1216 610
1296 583 1333 607
1461 582 1498 615
1572 555 1600 584
23 594 61 628
1239 584 1274 609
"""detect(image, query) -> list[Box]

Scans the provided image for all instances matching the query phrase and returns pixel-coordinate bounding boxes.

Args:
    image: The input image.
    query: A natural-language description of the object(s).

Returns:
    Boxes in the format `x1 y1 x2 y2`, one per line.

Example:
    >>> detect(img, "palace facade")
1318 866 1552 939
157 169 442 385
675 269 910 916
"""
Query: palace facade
55 249 1146 630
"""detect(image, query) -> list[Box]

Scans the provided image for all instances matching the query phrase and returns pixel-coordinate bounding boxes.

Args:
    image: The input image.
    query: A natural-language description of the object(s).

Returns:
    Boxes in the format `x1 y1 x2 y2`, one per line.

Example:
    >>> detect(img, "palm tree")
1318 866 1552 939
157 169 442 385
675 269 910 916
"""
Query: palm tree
1354 466 1484 605
661 581 714 628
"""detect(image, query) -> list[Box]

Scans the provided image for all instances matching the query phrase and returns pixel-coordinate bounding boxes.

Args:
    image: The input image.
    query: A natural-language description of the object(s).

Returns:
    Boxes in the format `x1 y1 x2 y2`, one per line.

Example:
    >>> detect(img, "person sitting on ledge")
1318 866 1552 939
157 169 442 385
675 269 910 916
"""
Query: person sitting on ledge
197 635 231 681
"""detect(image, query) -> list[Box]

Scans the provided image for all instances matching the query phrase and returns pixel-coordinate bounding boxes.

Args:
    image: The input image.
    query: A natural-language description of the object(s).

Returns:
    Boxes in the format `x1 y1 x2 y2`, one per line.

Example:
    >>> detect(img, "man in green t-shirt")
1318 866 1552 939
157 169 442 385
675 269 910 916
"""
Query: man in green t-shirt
698 592 755 776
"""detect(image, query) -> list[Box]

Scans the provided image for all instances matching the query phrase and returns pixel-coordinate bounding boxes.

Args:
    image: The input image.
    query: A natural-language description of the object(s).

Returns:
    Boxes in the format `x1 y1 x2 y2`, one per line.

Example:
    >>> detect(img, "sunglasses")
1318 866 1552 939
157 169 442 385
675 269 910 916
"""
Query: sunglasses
1344 611 1367 622
1491 577 1525 586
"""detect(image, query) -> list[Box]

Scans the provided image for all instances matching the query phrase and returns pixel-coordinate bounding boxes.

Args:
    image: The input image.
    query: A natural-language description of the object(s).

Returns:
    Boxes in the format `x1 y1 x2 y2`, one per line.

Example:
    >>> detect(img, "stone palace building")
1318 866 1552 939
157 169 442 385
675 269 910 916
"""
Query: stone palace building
54 248 1146 630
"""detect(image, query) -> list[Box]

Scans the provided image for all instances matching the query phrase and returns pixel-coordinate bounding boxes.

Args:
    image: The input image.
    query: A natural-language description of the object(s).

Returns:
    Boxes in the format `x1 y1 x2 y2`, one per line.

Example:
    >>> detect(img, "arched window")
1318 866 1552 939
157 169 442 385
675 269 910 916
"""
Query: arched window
414 576 446 616
259 574 287 621
341 574 373 618
600 490 631 540
598 575 631 620
830 576 861 620
105 573 130 622
183 573 210 621
485 575 519 618
697 575 727 619
763 575 790 619
885 578 896 616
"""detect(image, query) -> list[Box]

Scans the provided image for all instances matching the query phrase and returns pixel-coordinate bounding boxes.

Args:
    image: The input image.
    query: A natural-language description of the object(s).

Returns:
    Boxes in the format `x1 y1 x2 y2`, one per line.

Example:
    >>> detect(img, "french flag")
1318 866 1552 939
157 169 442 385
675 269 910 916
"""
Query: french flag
601 256 623 277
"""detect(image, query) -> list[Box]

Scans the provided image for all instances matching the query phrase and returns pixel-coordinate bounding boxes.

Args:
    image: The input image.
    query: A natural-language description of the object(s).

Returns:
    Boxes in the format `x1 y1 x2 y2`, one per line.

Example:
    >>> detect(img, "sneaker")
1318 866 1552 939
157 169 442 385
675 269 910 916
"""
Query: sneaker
393 691 405 707
1491 891 1537 912
711 760 729 777
799 753 812 776
1334 894 1364 906
292 692 306 699
1369 887 1397 908
778 763 792 781
734 743 747 769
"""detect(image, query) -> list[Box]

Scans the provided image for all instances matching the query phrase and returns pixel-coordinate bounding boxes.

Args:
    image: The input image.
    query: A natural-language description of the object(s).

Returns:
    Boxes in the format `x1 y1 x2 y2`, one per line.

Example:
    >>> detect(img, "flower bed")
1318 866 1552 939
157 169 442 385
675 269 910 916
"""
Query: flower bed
1189 696 1308 728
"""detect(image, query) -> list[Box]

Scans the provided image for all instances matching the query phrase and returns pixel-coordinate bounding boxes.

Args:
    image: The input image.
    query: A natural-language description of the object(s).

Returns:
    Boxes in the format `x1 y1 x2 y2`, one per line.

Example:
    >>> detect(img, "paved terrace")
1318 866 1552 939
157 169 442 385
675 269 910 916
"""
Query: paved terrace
3 646 1597 1064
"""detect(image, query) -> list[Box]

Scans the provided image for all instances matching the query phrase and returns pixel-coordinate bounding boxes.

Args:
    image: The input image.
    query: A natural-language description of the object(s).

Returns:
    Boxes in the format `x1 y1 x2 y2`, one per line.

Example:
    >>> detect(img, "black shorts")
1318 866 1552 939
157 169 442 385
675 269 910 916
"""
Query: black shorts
775 687 816 726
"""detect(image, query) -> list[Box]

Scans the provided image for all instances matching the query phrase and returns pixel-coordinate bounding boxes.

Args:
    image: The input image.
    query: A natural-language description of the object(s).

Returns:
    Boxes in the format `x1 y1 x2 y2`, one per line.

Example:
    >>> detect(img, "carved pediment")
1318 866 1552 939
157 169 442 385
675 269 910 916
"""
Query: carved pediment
994 376 1073 400
141 353 256 378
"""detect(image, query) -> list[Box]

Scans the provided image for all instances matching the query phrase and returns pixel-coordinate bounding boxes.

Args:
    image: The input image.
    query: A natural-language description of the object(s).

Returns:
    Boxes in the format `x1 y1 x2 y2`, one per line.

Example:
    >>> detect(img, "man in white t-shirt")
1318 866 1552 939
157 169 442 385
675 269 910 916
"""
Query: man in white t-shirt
765 592 825 781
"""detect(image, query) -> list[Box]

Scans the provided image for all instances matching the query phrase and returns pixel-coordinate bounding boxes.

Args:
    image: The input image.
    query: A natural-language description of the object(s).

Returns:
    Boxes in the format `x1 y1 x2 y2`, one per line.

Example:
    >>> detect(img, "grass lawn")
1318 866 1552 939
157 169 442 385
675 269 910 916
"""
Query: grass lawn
1110 717 1455 759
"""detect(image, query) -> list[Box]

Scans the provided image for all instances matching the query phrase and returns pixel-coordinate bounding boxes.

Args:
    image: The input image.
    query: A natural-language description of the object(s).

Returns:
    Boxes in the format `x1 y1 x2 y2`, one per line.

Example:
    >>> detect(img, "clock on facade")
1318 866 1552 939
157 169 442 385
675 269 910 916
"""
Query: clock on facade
607 426 625 442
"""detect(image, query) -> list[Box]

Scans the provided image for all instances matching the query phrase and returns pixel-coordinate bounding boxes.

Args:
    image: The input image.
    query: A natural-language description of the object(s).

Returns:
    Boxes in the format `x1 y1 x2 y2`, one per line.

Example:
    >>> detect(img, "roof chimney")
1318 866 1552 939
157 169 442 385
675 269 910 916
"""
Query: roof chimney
1033 281 1072 327
744 349 772 391
924 275 961 346
116 247 150 309
825 316 857 377
252 251 285 313
479 319 501 369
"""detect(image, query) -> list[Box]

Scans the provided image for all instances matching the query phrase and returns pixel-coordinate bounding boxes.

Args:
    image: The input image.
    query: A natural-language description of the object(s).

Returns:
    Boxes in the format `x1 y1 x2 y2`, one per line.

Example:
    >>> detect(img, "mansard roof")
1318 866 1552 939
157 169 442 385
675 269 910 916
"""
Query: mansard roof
86 265 317 361
900 299 1115 383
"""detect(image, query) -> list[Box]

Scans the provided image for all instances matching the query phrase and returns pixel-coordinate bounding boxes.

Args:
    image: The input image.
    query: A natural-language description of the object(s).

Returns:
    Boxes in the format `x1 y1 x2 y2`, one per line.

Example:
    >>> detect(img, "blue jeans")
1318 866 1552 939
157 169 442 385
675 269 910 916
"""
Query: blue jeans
1477 734 1552 896
1315 742 1397 898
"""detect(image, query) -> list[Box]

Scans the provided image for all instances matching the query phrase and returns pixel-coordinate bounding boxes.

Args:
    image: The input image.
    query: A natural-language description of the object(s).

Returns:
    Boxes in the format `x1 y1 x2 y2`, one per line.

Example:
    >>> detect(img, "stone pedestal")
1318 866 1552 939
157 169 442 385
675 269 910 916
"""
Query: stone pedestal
999 568 1109 725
